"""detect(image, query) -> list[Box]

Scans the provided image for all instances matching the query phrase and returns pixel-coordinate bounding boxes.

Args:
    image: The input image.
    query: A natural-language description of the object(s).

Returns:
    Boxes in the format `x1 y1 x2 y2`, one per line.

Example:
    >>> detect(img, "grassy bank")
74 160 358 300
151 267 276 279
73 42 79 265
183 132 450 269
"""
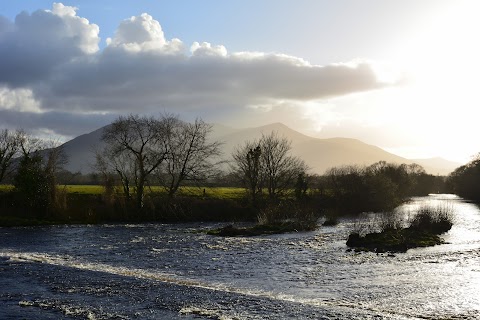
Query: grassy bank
0 185 253 226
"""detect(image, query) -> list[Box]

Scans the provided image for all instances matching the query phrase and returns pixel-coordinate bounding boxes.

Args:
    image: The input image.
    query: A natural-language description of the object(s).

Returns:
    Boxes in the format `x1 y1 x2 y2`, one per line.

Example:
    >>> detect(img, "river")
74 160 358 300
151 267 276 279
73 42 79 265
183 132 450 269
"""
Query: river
1 194 479 319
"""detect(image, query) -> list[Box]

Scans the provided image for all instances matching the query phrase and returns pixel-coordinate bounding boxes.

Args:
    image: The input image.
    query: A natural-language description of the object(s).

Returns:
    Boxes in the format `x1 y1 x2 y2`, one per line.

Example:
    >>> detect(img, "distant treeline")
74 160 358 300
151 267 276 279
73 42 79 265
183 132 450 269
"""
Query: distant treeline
311 161 446 215
447 155 480 202
0 116 450 226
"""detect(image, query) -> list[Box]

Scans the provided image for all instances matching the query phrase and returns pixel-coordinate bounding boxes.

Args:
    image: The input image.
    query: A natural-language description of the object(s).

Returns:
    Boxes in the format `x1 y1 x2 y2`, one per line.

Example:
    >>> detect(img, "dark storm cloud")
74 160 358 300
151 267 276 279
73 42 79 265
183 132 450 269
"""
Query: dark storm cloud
0 108 116 137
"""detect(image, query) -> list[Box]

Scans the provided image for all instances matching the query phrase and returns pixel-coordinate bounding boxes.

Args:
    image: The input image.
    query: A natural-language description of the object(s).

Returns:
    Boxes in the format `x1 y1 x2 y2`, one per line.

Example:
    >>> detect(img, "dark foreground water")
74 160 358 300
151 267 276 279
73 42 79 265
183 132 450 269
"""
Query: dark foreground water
1 194 479 319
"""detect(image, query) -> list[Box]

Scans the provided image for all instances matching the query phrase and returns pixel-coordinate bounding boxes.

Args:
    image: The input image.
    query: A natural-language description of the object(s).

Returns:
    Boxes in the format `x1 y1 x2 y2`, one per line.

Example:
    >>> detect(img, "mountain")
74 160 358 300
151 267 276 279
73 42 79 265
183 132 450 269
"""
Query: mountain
60 126 107 174
60 122 460 176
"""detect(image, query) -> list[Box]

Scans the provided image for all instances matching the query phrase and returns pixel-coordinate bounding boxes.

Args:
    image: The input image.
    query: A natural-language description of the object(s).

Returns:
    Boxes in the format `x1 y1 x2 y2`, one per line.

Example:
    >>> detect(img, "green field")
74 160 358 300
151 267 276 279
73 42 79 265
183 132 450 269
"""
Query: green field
0 185 13 192
176 186 246 199
0 184 246 200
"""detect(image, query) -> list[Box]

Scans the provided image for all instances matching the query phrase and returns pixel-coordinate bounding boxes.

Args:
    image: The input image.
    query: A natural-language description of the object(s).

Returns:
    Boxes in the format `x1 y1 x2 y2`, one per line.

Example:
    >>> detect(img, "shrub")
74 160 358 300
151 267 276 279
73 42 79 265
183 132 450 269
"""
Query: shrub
377 211 404 232
322 216 339 226
346 203 455 253
257 201 318 230
409 203 454 234
350 213 378 236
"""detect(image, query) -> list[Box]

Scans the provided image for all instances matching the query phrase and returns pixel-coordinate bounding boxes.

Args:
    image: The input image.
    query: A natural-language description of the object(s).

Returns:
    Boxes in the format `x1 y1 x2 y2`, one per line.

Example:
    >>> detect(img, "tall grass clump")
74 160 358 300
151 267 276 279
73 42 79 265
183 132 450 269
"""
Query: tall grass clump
350 213 379 236
409 203 454 234
377 211 405 232
257 201 319 231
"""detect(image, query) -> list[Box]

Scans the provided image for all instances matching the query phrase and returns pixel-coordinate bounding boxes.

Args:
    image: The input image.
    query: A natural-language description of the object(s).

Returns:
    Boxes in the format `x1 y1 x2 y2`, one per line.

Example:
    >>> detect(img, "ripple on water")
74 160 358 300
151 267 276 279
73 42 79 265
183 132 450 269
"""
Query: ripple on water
1 195 480 319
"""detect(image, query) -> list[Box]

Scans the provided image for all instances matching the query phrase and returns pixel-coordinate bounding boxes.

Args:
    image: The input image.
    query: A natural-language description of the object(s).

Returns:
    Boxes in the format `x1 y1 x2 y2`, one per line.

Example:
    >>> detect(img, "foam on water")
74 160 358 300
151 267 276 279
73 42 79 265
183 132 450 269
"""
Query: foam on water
1 249 415 319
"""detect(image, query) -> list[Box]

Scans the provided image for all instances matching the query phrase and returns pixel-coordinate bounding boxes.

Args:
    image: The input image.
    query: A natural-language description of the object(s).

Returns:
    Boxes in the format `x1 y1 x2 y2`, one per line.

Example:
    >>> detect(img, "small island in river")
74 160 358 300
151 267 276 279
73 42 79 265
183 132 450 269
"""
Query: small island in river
346 205 454 253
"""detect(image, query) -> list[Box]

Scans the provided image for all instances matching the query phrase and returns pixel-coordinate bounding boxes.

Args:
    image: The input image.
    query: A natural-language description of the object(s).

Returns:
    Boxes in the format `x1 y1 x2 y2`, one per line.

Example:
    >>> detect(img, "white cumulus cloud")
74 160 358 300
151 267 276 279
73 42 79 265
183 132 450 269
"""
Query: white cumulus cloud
0 3 398 138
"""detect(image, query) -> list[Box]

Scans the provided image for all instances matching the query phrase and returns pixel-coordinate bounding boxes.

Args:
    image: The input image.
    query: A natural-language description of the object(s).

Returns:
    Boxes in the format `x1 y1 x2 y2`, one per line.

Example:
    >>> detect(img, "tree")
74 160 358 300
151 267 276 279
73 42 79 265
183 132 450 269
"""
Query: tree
12 133 68 217
95 145 137 201
232 142 263 204
14 151 49 215
158 117 222 198
260 132 308 198
447 154 480 201
43 142 68 213
101 114 172 209
232 131 308 201
0 129 22 183
295 172 309 200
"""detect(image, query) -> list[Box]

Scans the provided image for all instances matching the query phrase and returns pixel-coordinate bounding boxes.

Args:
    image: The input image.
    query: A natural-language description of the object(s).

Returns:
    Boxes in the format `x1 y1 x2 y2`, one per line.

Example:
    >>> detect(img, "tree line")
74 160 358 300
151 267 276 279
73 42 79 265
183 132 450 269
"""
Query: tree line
0 114 451 224
313 161 445 215
447 154 480 202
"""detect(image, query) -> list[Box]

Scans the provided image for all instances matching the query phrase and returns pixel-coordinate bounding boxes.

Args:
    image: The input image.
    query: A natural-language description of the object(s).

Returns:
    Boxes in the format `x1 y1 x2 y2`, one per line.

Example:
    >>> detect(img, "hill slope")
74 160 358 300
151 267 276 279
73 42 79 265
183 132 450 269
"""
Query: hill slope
60 123 459 175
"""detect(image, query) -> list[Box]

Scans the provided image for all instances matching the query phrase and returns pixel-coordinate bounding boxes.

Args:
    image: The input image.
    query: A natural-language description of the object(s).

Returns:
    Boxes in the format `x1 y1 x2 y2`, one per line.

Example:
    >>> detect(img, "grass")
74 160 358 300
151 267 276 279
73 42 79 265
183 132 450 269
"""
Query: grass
0 184 252 226
409 203 454 234
0 184 13 192
175 187 246 200
63 185 104 194
1 184 246 199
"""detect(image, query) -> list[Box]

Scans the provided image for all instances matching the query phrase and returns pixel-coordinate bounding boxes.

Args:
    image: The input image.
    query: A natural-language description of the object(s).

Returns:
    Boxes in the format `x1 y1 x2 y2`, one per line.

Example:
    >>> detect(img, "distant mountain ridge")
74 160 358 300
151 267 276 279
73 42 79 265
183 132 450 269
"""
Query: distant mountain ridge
60 122 460 176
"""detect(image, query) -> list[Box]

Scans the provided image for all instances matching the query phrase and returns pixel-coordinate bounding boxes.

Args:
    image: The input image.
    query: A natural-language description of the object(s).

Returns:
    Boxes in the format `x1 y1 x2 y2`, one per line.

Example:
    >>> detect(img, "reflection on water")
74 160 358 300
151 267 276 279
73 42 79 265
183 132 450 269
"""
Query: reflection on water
0 194 479 319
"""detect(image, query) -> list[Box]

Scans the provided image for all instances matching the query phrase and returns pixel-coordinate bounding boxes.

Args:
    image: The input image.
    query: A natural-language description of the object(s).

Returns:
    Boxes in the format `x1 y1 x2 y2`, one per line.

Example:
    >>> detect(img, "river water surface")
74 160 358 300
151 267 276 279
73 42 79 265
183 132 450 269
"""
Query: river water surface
1 194 479 319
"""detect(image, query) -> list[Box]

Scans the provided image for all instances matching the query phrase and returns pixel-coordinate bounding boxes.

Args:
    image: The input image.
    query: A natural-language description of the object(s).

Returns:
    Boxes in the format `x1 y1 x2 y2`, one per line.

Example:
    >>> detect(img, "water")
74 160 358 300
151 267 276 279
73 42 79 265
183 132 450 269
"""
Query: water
1 194 479 319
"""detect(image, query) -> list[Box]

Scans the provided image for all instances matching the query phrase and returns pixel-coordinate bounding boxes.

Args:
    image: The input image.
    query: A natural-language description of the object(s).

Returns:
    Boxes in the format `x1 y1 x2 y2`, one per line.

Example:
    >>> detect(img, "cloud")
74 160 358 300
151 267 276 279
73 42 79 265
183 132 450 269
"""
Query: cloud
0 3 99 88
106 13 183 53
0 3 396 137
0 86 41 112
0 108 116 137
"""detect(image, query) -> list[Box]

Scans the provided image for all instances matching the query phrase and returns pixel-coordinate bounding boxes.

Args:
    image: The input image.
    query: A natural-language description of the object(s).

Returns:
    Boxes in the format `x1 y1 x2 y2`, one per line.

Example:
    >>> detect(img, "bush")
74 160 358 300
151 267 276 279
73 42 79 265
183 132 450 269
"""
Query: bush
257 201 319 231
409 204 454 234
377 211 404 232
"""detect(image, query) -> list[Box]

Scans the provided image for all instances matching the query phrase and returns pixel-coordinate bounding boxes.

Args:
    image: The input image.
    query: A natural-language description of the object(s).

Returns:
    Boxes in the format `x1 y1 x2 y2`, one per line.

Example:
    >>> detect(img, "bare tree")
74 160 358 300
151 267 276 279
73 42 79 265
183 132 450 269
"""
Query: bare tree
232 131 308 200
95 145 137 201
260 132 308 198
158 118 222 198
100 114 171 209
0 129 22 183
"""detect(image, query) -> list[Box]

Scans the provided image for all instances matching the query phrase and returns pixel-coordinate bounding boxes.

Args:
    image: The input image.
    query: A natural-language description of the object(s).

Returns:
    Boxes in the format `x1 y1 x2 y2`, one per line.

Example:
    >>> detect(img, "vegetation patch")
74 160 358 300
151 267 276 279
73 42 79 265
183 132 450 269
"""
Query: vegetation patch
346 204 454 253
346 228 444 253
207 221 316 237
322 216 339 226
207 200 319 236
64 185 104 195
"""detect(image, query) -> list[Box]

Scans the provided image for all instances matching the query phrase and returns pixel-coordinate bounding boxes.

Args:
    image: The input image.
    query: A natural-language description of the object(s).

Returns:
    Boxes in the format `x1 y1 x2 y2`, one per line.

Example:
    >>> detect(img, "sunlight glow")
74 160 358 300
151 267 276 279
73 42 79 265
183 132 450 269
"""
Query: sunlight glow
347 1 480 163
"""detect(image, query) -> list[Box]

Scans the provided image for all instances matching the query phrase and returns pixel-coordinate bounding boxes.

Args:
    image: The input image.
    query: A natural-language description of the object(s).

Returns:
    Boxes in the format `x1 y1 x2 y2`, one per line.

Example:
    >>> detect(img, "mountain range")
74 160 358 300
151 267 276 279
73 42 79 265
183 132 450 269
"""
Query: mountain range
60 122 460 176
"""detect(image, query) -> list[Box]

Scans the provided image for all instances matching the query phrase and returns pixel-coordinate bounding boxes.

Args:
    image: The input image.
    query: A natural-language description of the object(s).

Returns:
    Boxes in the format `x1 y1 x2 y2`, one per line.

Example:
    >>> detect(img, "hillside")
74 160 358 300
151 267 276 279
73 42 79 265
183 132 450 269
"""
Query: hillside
60 123 459 175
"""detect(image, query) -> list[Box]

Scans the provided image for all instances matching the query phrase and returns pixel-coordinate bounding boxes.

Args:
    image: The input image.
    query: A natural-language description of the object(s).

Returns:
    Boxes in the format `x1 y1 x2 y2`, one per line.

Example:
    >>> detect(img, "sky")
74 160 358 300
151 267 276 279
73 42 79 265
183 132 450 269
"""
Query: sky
0 1 479 164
